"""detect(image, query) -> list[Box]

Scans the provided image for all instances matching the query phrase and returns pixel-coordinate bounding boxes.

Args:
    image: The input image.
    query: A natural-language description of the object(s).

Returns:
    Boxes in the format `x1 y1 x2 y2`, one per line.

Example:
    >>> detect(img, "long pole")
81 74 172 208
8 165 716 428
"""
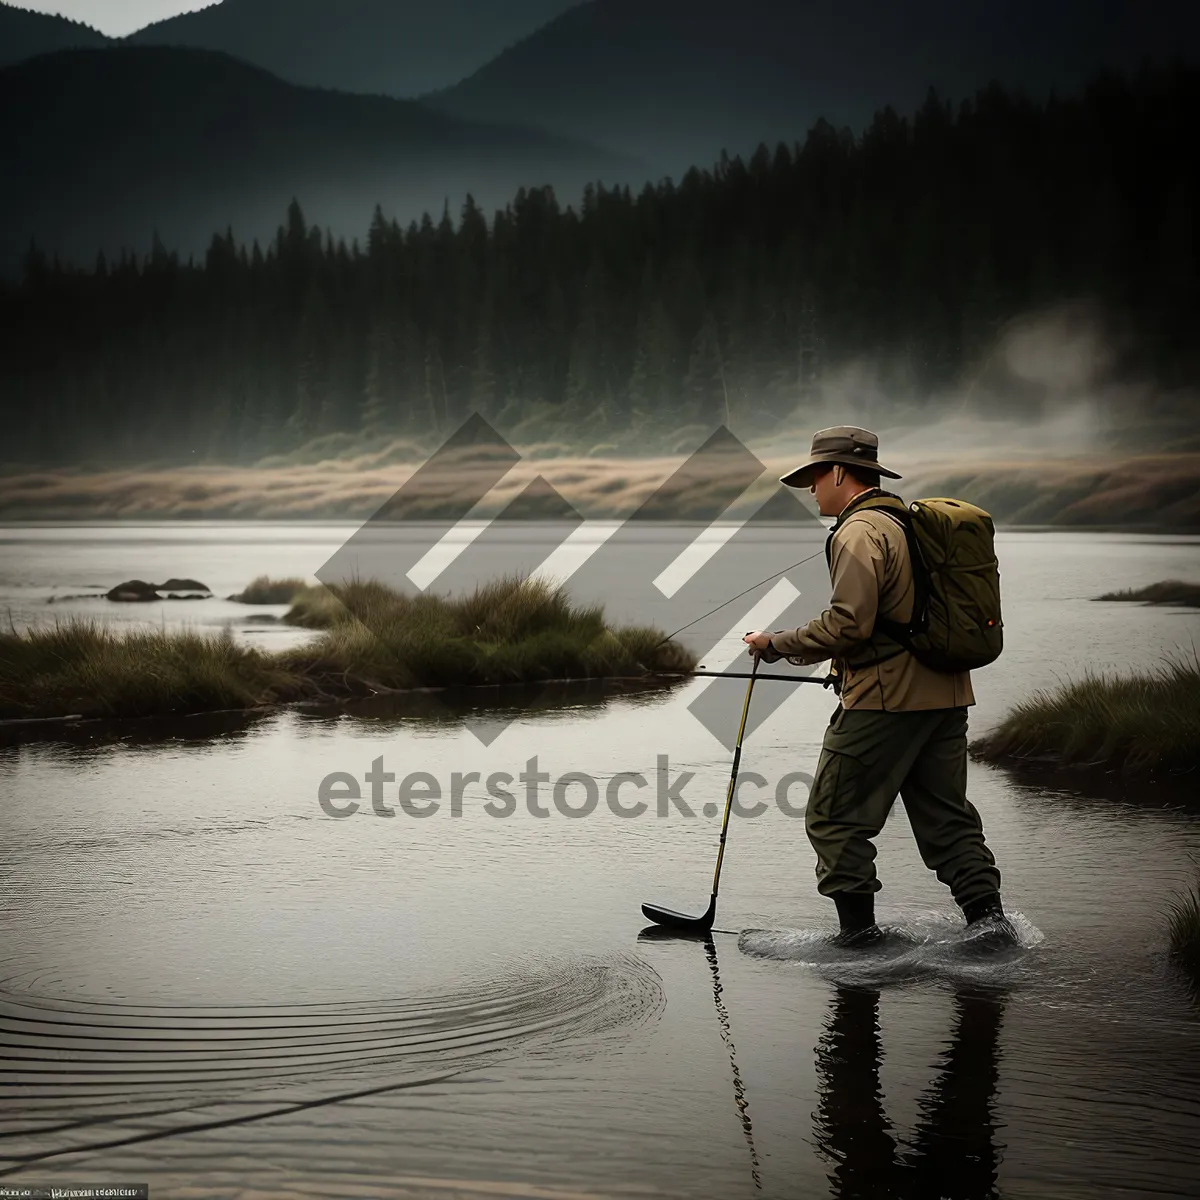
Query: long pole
710 654 760 903
662 669 831 685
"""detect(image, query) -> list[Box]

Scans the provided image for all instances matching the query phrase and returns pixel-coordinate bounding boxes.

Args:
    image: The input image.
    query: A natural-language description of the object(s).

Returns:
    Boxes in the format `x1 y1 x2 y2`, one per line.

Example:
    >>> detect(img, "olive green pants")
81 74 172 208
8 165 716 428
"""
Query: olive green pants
805 706 1001 906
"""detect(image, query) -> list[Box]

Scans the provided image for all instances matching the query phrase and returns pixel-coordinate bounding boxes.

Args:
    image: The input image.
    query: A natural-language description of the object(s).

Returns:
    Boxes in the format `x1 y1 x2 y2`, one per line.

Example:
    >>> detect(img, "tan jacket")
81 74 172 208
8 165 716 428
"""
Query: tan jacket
769 499 975 711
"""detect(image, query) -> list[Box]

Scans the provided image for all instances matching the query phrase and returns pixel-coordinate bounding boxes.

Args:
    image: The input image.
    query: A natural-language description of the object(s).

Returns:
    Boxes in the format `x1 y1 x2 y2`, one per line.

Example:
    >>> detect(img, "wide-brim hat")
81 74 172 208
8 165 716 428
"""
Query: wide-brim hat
779 425 902 488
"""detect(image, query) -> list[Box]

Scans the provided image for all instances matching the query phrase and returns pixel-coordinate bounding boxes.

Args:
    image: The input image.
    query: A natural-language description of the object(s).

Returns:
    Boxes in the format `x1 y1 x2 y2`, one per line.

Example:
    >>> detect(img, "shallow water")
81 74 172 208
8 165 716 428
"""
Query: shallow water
2 524 1200 1197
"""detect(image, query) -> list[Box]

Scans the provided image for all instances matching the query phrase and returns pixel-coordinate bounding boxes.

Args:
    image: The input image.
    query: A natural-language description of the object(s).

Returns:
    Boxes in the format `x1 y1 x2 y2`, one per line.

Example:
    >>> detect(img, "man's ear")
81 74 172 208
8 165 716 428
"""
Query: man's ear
833 465 844 487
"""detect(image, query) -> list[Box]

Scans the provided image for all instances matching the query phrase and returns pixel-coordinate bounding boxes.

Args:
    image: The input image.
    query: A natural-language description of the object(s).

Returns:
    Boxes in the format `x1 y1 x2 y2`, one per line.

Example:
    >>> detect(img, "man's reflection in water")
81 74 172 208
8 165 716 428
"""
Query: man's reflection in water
812 986 1005 1200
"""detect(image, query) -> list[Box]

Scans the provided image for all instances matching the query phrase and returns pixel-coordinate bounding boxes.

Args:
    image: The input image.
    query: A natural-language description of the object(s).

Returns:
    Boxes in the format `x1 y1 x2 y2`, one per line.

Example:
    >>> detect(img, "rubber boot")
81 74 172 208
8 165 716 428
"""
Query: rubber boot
831 892 883 948
961 892 1018 950
962 893 1005 925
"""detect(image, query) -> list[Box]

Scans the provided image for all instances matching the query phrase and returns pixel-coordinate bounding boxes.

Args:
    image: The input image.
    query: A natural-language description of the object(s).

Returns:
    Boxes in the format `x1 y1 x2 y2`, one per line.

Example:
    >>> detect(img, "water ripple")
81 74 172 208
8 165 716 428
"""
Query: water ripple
0 954 664 1174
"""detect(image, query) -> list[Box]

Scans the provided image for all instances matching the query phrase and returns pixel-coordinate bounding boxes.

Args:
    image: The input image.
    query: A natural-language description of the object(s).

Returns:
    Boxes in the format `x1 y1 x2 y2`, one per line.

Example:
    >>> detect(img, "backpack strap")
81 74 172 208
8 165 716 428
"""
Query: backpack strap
824 490 928 667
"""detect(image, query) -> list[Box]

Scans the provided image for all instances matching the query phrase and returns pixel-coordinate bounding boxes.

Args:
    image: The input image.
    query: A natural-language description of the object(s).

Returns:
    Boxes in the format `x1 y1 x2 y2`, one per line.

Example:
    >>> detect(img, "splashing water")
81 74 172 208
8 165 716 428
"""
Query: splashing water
738 910 1045 986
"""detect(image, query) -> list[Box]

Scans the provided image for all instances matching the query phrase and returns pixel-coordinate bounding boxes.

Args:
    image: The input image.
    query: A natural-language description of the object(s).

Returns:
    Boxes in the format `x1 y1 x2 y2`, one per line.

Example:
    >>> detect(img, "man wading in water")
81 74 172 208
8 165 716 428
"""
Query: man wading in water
744 427 1009 947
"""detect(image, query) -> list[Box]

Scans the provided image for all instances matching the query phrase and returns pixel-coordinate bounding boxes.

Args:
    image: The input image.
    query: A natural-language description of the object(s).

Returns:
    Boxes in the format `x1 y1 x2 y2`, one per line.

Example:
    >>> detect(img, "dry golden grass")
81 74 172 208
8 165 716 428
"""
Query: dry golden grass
903 454 1200 526
0 447 1196 524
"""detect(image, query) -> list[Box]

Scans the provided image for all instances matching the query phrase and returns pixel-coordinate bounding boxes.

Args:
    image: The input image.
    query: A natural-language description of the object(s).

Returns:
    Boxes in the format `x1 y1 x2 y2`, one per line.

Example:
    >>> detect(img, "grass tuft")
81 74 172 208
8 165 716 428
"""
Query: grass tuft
1095 580 1200 606
280 575 695 688
970 653 1200 774
1167 875 1200 989
0 621 291 720
229 576 310 604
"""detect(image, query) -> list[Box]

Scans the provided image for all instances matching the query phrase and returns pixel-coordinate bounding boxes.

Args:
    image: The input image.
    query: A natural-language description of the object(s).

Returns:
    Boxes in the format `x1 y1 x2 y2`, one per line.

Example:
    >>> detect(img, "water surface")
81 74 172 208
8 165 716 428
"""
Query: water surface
2 525 1199 1197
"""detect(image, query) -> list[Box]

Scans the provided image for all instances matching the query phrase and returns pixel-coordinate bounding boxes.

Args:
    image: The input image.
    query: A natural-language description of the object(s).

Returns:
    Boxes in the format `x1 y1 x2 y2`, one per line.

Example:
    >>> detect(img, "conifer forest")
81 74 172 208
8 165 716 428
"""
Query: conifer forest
2 64 1196 465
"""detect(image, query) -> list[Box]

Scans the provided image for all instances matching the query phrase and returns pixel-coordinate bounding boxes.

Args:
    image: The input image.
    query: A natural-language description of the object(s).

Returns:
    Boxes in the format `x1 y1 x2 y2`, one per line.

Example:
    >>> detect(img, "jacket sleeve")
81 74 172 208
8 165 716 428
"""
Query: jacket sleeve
768 517 886 664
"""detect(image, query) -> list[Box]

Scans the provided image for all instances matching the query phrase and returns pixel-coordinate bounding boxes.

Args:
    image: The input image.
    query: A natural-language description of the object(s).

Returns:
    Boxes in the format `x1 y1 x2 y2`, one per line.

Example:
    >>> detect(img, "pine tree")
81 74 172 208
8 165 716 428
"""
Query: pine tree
628 297 679 420
424 333 448 432
287 283 331 444
363 309 400 435
683 314 728 427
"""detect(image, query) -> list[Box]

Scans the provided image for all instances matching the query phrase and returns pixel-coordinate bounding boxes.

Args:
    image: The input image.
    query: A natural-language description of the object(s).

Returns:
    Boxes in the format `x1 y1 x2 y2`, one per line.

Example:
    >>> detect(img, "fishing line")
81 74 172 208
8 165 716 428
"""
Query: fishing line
653 547 826 648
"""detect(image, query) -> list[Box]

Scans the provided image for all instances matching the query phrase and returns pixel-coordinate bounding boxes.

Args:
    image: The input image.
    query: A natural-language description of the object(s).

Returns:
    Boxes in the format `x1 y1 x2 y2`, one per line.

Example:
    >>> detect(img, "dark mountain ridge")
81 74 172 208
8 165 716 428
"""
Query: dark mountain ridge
126 0 581 98
0 45 642 271
0 3 109 69
428 0 1200 173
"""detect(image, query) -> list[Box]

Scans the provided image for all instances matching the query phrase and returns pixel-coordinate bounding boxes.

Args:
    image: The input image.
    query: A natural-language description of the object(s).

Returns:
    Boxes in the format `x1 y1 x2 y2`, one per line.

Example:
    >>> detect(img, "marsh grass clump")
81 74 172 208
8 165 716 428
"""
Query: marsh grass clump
281 575 695 688
0 578 695 723
1166 876 1200 989
284 579 389 630
229 576 310 604
1095 580 1200 607
971 654 1200 774
0 621 293 720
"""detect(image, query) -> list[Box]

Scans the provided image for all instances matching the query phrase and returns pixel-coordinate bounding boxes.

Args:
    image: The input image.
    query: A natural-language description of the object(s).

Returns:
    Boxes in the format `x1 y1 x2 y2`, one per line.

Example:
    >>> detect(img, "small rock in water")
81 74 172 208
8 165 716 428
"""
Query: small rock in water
105 579 161 603
157 578 211 593
105 577 212 601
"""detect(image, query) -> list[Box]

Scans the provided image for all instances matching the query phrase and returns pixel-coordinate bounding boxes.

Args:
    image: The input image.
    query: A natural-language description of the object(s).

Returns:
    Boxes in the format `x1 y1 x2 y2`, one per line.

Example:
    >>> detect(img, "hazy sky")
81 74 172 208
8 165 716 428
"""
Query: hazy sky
18 2 215 36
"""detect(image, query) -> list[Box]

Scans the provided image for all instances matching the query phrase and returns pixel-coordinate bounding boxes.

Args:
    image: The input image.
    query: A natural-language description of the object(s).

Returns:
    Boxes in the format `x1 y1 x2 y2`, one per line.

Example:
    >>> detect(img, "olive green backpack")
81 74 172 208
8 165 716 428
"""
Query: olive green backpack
834 494 1004 672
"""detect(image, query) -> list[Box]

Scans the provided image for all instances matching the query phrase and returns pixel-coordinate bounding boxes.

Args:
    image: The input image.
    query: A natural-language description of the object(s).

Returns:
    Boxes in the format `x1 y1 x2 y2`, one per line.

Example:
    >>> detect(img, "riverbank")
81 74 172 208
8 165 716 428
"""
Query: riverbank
1 450 1197 526
0 578 695 723
970 656 1200 775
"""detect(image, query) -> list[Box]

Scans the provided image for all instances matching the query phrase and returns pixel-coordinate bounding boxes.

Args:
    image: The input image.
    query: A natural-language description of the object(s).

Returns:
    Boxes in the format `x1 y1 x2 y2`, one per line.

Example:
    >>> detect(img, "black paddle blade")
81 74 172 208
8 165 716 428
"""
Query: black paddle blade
641 898 716 932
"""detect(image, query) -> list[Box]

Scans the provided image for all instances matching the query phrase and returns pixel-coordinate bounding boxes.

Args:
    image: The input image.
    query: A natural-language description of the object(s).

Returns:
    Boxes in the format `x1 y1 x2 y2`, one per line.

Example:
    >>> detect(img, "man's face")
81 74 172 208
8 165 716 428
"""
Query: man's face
810 465 840 516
